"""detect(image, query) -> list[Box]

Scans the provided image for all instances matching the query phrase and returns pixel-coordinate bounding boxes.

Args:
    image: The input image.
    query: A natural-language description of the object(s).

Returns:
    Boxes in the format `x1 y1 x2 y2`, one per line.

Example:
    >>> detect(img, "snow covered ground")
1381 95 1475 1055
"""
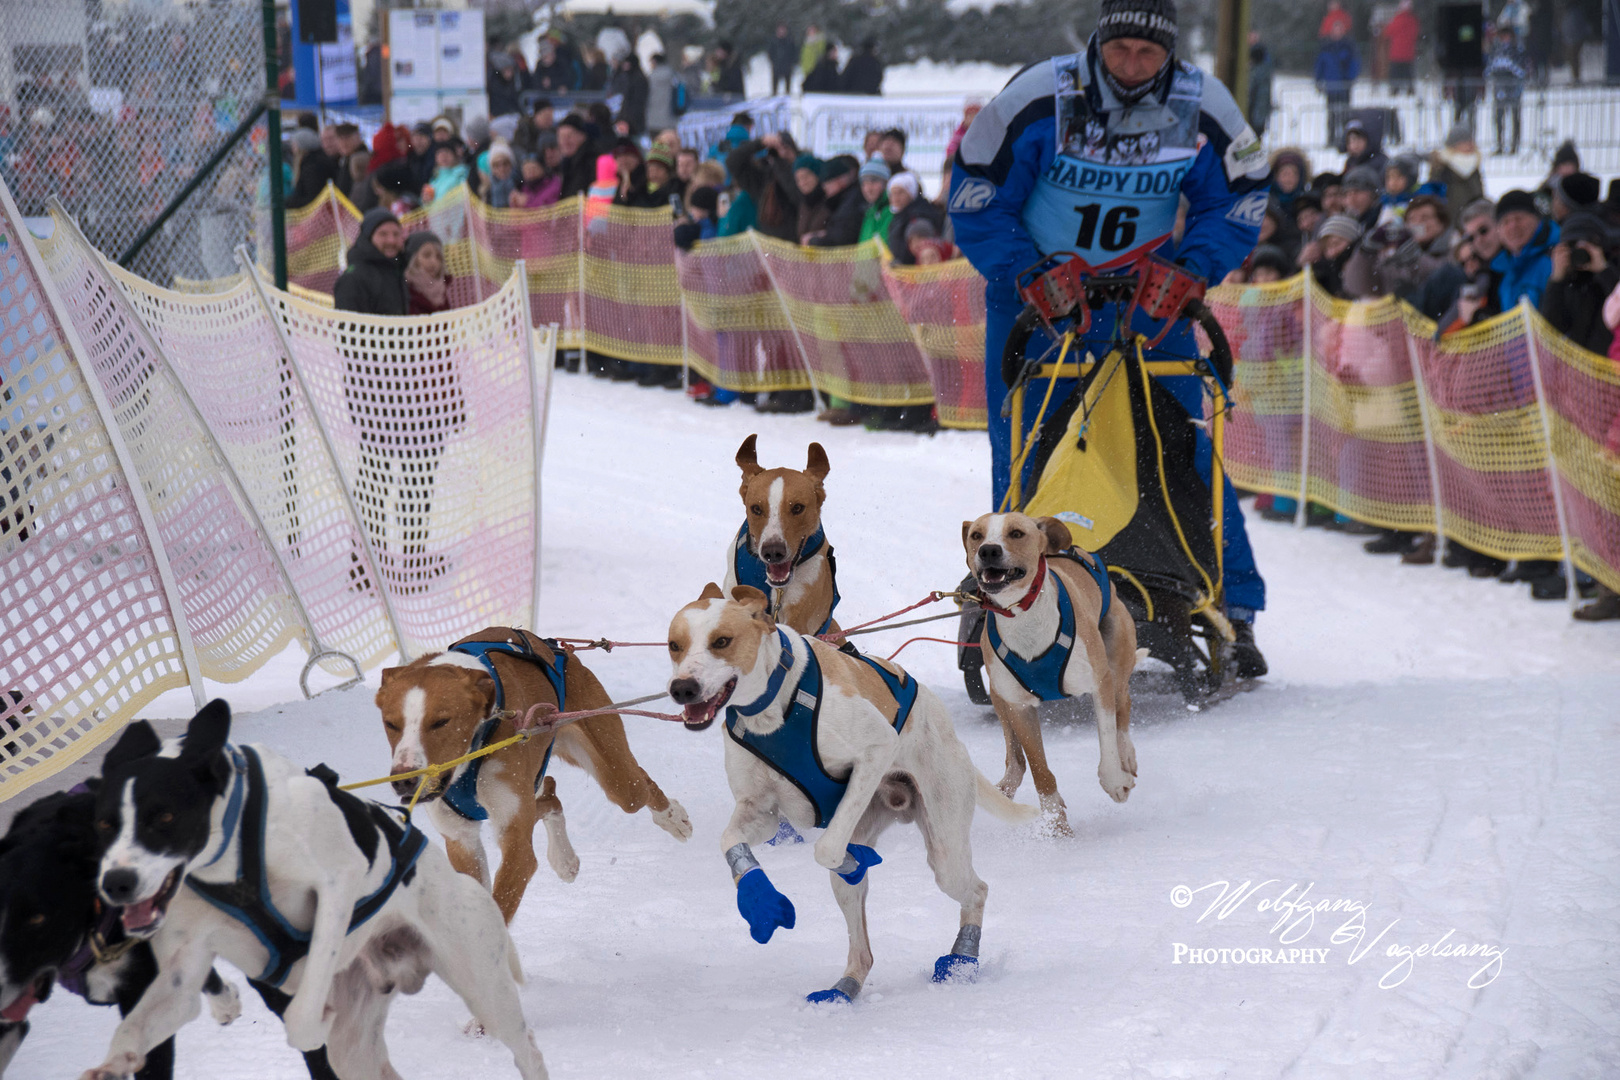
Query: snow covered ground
10 372 1620 1079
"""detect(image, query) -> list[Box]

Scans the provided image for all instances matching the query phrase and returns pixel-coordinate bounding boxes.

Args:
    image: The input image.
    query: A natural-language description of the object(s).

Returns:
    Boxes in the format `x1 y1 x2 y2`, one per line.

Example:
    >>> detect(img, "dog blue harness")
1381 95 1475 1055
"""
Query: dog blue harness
731 522 841 636
724 631 917 828
186 744 427 988
984 550 1111 702
441 637 566 822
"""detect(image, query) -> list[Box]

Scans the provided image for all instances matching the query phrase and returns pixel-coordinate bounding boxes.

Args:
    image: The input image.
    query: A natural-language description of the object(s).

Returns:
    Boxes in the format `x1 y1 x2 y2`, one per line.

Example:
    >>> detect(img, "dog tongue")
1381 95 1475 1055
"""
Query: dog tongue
0 985 38 1022
121 897 161 933
682 701 711 725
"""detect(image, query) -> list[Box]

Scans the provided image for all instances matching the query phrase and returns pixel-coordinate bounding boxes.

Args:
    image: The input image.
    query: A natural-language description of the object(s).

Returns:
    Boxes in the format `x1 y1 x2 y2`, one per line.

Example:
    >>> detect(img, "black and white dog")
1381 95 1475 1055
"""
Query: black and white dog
81 700 548 1080
0 786 243 1079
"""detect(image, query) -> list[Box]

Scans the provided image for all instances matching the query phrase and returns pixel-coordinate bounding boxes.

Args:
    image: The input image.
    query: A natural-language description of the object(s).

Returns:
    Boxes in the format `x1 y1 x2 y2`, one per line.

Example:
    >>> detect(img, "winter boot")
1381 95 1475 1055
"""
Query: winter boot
1401 534 1437 565
1363 530 1416 555
1231 621 1267 680
1574 586 1620 621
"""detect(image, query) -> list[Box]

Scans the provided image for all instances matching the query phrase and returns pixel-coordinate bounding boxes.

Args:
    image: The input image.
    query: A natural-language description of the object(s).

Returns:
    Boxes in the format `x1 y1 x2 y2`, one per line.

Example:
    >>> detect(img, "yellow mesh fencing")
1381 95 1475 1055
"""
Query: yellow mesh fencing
883 257 988 429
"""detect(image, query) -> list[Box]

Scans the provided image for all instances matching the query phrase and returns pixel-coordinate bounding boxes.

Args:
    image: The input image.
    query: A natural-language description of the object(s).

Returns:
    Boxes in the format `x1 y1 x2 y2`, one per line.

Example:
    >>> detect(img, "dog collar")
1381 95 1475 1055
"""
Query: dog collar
978 557 1048 619
730 629 796 718
196 745 248 869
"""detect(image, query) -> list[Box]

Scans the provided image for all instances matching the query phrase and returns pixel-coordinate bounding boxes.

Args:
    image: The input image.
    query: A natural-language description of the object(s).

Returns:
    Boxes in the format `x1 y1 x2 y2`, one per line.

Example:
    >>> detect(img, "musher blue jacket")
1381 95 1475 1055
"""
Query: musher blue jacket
948 41 1270 308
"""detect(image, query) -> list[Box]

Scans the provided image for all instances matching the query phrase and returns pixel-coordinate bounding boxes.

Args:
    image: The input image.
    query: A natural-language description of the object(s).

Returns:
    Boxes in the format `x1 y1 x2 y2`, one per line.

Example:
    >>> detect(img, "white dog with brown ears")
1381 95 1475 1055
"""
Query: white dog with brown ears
963 512 1146 836
666 583 1039 1004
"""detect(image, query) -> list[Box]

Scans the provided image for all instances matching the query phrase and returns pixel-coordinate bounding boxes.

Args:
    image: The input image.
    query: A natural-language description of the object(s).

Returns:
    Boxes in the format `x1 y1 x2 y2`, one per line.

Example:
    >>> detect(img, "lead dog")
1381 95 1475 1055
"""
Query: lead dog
963 512 1144 835
80 700 547 1080
0 787 253 1080
667 584 1038 1003
376 628 691 924
724 435 842 637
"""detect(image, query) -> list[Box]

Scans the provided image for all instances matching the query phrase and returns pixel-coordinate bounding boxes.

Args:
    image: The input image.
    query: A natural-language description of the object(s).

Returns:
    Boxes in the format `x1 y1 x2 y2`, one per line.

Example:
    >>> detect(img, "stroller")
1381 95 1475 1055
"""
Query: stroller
958 252 1242 706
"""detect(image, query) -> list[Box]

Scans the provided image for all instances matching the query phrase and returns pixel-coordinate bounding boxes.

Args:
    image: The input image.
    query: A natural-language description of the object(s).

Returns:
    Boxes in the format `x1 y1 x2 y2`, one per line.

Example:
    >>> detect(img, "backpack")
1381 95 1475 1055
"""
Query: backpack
672 79 689 117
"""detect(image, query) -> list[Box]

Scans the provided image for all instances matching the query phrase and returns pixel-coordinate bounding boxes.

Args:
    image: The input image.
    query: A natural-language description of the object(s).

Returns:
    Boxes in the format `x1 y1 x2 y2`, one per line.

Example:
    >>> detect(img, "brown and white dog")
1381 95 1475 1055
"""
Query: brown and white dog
376 629 691 924
963 513 1145 835
667 584 1038 1002
723 435 841 638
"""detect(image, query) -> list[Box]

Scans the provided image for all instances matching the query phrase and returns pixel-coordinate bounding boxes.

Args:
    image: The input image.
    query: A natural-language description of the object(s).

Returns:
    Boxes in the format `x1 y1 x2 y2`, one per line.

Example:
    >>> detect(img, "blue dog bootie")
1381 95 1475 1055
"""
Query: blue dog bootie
834 844 882 885
765 819 805 846
736 868 796 944
932 924 982 983
806 976 862 1005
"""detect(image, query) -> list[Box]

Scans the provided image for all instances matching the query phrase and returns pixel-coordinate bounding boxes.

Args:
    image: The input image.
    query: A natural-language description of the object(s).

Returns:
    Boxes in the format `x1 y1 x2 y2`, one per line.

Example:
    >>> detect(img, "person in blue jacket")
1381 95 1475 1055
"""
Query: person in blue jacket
948 0 1271 676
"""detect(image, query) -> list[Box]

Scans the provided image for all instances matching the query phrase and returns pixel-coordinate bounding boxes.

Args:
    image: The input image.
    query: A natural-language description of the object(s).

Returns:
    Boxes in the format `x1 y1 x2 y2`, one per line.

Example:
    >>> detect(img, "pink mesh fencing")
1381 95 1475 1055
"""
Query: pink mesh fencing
1 191 194 799
676 235 808 393
883 258 988 428
1205 277 1306 499
257 268 544 657
751 235 934 406
583 204 684 365
38 210 311 682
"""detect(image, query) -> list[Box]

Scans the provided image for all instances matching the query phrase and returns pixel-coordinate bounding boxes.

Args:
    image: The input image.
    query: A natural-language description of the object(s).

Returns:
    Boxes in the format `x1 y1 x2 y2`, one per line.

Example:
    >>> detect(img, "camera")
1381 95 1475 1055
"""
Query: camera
1569 244 1591 269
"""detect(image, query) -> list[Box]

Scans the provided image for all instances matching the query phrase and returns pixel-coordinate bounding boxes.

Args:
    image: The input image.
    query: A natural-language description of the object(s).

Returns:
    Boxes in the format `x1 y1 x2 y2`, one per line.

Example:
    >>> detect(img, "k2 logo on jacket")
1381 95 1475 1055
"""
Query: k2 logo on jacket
1225 191 1269 227
950 178 996 213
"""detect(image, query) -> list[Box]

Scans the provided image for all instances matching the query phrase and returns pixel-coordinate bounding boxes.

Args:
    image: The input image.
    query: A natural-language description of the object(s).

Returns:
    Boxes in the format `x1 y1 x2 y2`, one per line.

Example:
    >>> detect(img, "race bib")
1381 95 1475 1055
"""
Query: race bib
1022 155 1188 267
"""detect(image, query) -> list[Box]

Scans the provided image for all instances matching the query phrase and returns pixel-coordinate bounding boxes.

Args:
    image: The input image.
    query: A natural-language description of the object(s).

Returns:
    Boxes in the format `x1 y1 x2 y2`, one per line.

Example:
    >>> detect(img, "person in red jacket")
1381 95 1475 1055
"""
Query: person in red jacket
1320 0 1353 39
1382 0 1421 94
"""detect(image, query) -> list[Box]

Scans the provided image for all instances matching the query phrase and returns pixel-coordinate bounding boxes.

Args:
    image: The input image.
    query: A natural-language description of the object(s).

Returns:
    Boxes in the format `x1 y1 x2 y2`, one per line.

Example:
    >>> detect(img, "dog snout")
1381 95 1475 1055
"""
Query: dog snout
101 867 140 905
390 766 423 799
977 543 1003 562
760 538 788 564
669 677 703 705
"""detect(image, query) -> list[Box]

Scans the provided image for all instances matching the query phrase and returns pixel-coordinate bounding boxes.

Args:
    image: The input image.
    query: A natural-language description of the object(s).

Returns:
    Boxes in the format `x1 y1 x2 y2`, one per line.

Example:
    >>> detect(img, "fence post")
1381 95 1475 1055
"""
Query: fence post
679 285 691 393
464 192 485 303
1403 326 1448 568
331 184 348 273
748 229 823 403
516 260 546 627
4 185 208 709
576 195 588 356
235 245 413 661
47 198 356 693
1519 300 1582 613
1294 265 1314 528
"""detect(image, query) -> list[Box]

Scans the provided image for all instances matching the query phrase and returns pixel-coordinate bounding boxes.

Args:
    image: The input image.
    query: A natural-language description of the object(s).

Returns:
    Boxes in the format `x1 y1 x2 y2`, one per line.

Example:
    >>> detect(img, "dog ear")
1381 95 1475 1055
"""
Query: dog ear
804 442 830 484
1035 516 1074 554
962 520 975 549
102 720 161 773
699 581 726 601
450 666 498 710
735 434 762 480
179 699 232 762
730 585 770 616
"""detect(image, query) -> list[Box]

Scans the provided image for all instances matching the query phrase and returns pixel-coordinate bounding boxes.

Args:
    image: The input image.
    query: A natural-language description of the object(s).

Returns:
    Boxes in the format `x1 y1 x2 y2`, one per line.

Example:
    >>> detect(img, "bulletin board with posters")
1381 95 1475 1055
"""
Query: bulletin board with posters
801 94 968 196
387 8 488 127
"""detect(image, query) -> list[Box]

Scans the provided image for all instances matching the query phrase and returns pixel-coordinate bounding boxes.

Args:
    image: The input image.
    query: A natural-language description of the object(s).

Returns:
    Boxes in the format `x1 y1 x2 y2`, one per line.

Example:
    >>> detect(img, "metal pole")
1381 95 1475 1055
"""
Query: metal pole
118 100 268 269
235 246 411 659
1404 327 1448 568
1519 300 1582 614
264 0 289 289
1294 267 1314 528
1214 0 1252 107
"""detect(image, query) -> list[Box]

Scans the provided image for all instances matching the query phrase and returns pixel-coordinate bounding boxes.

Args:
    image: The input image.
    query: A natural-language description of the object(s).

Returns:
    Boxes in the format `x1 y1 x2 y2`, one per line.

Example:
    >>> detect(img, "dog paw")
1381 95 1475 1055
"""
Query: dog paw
1099 766 1135 803
81 1050 143 1080
207 977 242 1025
283 1011 331 1054
462 1018 488 1039
812 836 848 871
1039 793 1075 838
1119 737 1138 778
548 844 580 883
651 800 693 841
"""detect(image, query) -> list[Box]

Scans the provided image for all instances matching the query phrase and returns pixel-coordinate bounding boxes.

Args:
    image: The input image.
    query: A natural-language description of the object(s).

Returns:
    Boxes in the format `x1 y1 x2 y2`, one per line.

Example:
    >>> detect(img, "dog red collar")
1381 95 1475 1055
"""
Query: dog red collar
978 557 1047 618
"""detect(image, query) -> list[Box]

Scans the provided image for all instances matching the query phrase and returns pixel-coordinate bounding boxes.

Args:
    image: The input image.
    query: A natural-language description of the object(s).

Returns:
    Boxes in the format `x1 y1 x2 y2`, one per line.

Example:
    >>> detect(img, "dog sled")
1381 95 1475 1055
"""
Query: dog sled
959 252 1242 706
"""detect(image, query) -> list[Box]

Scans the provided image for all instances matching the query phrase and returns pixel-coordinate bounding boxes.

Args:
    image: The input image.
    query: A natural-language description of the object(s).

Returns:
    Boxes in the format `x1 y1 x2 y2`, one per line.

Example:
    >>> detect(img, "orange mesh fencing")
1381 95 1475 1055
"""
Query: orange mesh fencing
883 258 988 429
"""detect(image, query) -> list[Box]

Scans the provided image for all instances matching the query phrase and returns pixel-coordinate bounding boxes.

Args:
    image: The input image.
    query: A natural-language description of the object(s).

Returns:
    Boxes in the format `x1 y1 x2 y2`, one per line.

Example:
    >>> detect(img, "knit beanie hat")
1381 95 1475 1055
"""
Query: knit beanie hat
1342 165 1383 193
1387 153 1421 187
1316 215 1364 244
904 218 939 241
1248 244 1294 278
1551 140 1580 170
1557 211 1610 249
687 186 720 215
793 153 824 178
887 172 920 199
1495 189 1540 220
1443 122 1474 148
647 145 676 170
1553 172 1601 210
403 230 442 264
1097 0 1178 52
858 158 891 182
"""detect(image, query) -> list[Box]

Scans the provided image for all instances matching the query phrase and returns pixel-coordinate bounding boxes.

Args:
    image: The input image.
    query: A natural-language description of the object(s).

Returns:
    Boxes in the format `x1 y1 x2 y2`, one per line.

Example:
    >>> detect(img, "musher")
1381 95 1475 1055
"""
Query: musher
948 0 1271 676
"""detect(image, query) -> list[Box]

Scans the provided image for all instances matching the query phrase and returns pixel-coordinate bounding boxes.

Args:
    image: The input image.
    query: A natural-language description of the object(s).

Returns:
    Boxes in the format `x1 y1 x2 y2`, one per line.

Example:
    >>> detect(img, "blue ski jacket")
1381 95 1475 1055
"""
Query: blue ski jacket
948 40 1270 315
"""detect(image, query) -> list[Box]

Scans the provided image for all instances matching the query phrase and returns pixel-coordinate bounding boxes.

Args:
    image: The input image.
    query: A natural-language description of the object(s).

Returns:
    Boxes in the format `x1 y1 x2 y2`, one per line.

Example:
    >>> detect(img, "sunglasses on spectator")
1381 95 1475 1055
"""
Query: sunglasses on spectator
1467 224 1493 239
